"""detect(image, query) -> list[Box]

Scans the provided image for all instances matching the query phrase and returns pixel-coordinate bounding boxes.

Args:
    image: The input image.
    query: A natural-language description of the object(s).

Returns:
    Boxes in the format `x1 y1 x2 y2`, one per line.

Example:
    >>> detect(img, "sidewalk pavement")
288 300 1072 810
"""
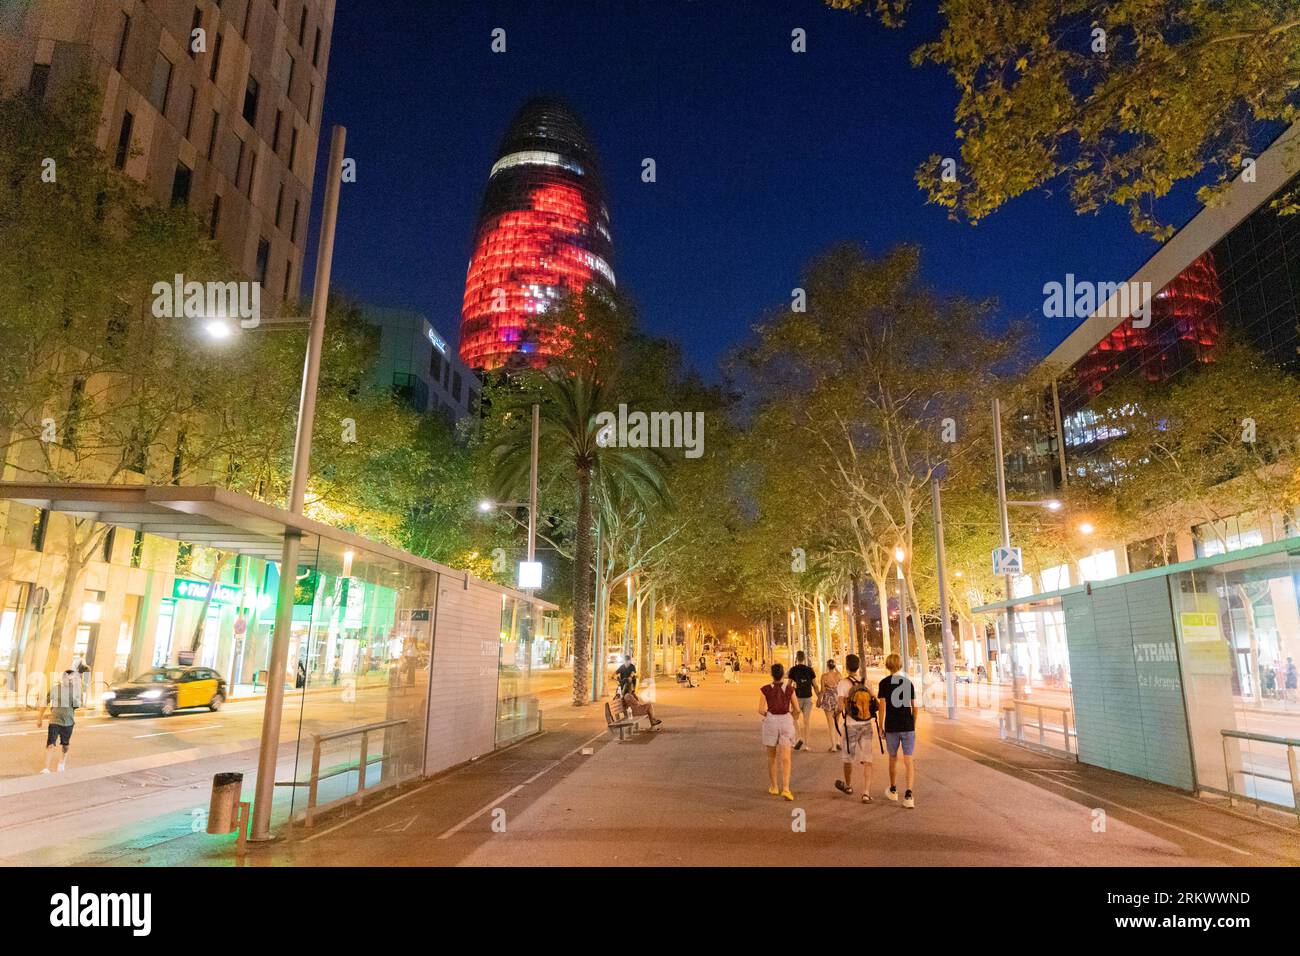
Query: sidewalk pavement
48 671 1299 867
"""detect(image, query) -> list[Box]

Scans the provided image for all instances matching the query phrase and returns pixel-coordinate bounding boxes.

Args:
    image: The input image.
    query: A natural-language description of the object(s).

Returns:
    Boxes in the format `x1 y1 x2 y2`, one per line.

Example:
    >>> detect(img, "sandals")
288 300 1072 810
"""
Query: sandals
834 780 853 795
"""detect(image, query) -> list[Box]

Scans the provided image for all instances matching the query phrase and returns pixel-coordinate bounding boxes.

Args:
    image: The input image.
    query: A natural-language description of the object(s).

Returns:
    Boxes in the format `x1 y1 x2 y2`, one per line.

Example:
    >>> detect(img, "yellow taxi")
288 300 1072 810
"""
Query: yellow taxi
104 666 227 717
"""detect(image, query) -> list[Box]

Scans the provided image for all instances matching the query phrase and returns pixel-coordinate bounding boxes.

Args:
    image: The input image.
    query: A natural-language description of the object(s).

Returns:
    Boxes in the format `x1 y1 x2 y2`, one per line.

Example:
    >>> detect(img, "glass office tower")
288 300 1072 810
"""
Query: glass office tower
458 97 616 371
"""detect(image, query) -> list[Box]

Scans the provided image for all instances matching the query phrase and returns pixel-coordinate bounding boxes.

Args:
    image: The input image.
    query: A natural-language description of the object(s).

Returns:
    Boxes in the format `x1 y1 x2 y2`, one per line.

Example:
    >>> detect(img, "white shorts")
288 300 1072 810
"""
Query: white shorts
762 712 796 748
843 720 876 764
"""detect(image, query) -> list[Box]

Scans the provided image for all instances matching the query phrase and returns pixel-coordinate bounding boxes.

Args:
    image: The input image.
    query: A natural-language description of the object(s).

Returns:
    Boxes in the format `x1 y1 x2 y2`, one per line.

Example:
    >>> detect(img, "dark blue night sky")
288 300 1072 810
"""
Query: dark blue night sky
307 0 1200 378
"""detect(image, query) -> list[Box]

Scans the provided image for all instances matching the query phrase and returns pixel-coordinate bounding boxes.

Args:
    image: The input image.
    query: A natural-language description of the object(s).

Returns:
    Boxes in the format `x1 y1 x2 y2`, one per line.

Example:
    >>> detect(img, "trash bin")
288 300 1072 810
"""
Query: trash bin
207 772 244 834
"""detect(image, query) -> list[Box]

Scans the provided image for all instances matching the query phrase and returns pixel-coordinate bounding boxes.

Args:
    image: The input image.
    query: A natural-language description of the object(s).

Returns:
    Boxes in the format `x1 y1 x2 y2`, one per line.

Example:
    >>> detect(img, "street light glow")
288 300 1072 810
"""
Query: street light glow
204 318 233 339
1045 499 1063 511
894 546 906 562
1079 522 1095 535
477 500 493 512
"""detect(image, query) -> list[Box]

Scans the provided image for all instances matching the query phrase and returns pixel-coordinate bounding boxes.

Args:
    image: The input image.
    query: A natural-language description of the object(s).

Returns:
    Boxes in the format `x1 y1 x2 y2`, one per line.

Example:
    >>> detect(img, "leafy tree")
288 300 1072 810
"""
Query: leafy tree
830 0 1300 238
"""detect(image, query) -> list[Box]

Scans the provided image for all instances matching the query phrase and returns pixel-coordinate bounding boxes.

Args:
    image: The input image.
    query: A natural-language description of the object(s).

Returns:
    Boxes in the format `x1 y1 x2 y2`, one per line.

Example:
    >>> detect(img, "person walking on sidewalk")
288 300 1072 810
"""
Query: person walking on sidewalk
834 654 880 802
879 653 918 808
787 650 817 751
759 663 797 801
36 669 81 774
818 660 842 751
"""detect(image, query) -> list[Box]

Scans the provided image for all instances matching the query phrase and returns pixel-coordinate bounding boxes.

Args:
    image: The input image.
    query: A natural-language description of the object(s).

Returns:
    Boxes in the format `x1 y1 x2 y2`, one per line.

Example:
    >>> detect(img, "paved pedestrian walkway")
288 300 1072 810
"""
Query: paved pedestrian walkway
56 672 1300 867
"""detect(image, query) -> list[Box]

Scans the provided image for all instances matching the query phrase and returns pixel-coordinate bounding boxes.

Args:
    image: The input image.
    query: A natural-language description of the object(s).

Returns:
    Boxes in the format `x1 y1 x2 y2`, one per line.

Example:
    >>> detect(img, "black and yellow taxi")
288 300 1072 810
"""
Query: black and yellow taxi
103 666 227 717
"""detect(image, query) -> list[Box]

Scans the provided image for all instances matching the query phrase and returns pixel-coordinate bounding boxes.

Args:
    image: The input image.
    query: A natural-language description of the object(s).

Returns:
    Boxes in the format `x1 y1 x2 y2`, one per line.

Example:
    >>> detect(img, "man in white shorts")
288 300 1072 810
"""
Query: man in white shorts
834 654 879 803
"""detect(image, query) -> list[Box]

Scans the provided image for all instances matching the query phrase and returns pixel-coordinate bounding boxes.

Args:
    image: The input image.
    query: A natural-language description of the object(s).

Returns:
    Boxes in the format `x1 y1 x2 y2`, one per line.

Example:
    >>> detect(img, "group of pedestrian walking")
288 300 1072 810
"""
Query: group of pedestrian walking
758 651 917 808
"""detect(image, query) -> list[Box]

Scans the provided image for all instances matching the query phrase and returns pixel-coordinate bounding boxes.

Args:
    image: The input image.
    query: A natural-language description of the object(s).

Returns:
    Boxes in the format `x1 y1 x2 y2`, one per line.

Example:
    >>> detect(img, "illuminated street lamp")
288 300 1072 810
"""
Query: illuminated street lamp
1078 522 1095 536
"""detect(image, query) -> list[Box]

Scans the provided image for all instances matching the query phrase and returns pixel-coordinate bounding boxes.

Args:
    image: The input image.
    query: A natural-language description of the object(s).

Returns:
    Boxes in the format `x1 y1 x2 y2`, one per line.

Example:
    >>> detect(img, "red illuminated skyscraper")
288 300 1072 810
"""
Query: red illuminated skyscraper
458 98 616 371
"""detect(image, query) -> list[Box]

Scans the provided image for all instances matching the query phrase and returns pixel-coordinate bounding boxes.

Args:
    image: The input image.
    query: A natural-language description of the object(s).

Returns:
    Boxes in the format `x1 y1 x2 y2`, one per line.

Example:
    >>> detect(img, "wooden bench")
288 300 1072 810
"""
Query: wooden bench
604 700 650 741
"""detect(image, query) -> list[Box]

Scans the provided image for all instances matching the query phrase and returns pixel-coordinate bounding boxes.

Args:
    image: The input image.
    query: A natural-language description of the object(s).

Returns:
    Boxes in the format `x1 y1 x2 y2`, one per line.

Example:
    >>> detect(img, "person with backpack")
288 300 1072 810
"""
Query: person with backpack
879 652 918 808
787 650 817 751
759 662 797 801
833 654 880 802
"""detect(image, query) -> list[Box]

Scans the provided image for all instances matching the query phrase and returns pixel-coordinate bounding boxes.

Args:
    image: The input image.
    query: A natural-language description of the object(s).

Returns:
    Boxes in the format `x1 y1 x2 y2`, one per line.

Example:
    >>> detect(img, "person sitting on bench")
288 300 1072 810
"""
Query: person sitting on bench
621 688 663 728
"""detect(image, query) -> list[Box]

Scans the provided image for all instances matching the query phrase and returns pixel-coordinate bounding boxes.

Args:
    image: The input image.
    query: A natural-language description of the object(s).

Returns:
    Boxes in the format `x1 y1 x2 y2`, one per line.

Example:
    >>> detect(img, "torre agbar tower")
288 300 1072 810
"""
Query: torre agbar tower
458 97 616 371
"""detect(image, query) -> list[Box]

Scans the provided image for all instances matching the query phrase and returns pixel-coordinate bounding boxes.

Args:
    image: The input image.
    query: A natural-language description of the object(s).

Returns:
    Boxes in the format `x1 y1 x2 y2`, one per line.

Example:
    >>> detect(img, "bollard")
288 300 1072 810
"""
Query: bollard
207 772 244 835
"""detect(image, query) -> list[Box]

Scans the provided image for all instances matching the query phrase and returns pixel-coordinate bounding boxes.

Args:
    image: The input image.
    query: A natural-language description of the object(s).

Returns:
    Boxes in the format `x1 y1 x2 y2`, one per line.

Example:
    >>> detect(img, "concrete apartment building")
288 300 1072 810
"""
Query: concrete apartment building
0 0 335 303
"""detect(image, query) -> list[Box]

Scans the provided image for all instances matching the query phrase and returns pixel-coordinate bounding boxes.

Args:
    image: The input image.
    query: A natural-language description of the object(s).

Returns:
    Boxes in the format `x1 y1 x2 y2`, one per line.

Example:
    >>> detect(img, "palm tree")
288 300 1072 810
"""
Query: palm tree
492 370 669 706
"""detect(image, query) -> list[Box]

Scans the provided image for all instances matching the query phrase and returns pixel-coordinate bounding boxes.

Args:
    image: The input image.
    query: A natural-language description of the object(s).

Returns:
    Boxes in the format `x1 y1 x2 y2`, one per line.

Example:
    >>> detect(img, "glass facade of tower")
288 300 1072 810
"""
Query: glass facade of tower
1058 173 1300 457
458 98 616 371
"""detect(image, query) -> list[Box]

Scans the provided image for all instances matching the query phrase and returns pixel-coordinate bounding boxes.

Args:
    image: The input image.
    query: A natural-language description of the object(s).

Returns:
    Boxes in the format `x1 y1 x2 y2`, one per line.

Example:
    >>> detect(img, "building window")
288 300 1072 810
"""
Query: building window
245 149 257 198
171 161 192 206
206 110 220 159
113 111 133 169
288 126 298 171
255 238 270 285
275 182 284 227
234 135 245 186
430 351 444 381
148 52 173 115
272 109 282 151
209 30 223 82
298 8 307 45
290 198 300 242
31 509 49 552
28 63 50 98
209 194 221 239
182 86 197 139
241 0 251 38
287 52 296 92
307 81 314 118
313 27 321 66
116 13 131 73
130 530 144 568
188 7 203 58
283 259 293 297
242 74 259 125
452 371 463 402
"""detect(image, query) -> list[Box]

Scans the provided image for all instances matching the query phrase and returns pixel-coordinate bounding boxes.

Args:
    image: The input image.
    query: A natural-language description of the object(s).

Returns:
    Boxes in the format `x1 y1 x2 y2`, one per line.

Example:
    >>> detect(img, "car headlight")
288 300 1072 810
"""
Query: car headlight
102 691 116 700
141 689 163 699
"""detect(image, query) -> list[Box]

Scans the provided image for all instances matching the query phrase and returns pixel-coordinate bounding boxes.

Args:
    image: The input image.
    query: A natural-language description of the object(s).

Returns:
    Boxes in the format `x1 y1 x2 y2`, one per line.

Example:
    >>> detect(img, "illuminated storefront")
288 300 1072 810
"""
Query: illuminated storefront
458 97 616 371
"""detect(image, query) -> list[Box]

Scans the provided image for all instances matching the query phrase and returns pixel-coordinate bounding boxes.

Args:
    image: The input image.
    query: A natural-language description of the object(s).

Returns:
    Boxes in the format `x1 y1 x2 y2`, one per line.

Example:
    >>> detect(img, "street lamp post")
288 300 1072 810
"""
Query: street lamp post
250 125 347 843
931 478 957 719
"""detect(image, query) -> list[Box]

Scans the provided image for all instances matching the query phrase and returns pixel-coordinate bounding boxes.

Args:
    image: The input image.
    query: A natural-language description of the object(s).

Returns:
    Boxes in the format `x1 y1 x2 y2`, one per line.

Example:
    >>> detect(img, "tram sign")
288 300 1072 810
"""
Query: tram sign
991 546 1023 577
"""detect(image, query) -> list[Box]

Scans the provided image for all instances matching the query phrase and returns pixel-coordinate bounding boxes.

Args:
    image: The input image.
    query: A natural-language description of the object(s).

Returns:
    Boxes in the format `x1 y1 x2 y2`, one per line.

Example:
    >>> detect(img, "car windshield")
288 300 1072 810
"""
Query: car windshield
131 668 185 683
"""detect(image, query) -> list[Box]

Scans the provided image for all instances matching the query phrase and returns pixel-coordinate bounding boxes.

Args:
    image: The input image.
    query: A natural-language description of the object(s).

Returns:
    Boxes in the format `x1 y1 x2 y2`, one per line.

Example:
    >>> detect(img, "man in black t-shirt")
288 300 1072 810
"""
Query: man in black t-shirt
787 650 817 751
878 653 918 808
614 655 637 695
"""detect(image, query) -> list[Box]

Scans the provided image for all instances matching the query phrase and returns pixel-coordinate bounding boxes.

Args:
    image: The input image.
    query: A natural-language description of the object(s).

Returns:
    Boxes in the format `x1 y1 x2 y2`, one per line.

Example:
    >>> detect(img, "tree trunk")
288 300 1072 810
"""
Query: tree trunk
570 467 594 707
872 572 891 657
189 552 231 656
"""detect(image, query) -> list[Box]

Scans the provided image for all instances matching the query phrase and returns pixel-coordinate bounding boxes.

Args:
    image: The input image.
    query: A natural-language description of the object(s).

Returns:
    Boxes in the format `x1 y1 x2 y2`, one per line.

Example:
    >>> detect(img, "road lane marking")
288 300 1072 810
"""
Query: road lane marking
436 730 606 840
932 736 1252 858
133 724 224 739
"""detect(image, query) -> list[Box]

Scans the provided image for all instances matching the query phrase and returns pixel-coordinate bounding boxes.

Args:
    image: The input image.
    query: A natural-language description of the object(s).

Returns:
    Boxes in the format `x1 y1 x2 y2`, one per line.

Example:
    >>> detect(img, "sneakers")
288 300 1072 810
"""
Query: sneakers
650 718 663 728
780 789 795 801
39 768 51 775
794 739 804 751
834 780 853 795
887 786 899 802
57 761 66 773
768 785 780 796
903 790 915 809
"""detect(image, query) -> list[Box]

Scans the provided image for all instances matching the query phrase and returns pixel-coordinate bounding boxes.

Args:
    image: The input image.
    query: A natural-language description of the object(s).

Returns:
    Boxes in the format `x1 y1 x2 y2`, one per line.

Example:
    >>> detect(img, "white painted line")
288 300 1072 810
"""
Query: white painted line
436 730 606 840
301 780 436 843
133 724 224 739
934 736 1253 858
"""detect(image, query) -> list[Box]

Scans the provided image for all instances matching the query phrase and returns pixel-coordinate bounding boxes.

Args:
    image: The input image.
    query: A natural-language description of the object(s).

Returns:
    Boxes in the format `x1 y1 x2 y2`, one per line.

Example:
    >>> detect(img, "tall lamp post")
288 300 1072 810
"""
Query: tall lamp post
250 125 347 843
